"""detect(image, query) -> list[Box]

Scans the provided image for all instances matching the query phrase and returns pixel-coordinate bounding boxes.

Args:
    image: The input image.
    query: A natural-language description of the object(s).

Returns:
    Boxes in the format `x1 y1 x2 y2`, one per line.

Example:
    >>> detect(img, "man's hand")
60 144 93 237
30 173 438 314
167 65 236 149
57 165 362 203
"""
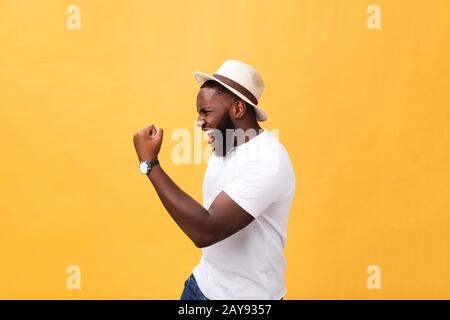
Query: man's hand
133 124 164 161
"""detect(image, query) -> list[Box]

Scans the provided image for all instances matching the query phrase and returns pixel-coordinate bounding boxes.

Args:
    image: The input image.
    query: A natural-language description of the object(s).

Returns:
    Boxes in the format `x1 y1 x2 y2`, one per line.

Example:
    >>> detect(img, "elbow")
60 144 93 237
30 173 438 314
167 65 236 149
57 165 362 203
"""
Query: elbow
192 214 218 248
193 240 206 249
193 233 216 248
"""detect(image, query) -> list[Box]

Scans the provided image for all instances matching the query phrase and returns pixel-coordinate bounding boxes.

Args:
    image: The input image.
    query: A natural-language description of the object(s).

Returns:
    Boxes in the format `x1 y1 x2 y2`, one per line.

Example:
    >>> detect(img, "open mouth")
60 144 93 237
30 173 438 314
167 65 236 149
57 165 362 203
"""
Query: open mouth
204 128 216 145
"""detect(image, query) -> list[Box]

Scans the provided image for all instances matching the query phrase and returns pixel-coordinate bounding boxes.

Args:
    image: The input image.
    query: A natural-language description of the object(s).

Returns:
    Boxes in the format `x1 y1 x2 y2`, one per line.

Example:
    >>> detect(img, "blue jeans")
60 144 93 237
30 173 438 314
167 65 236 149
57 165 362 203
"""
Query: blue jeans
180 274 209 300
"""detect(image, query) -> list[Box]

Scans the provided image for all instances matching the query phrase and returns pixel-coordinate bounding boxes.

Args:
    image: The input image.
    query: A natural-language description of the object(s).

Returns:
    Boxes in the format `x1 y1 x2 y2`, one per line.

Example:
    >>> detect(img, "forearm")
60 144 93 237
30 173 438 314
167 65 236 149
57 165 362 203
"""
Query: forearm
146 164 210 247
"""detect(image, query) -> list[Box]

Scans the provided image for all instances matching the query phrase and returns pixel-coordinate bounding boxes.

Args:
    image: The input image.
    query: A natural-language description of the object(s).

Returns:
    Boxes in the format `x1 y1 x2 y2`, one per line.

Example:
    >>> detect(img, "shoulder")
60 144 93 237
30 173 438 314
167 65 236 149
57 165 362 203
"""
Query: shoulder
234 130 295 185
253 130 294 169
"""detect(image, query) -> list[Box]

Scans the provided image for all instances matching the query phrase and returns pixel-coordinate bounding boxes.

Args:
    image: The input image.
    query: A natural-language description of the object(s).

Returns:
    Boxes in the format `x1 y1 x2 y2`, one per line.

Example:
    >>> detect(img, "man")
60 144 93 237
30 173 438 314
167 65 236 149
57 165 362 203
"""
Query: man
133 60 296 300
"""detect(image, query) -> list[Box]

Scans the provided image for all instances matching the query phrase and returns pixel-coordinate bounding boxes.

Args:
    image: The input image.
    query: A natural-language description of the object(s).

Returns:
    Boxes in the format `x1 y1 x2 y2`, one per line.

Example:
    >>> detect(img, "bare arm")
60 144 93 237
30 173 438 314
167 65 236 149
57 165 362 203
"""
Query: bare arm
147 164 254 248
133 124 254 248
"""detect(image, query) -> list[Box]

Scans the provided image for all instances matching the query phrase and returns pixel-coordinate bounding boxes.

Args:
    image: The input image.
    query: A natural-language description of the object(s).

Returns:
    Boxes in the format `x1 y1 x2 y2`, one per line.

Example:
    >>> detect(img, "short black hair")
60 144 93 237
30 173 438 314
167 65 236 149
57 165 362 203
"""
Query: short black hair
200 80 256 117
200 80 240 99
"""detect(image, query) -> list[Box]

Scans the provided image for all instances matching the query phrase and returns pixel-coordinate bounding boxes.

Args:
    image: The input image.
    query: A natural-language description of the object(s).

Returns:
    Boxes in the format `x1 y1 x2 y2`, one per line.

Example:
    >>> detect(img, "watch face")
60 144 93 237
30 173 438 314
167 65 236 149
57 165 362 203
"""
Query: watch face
139 162 148 174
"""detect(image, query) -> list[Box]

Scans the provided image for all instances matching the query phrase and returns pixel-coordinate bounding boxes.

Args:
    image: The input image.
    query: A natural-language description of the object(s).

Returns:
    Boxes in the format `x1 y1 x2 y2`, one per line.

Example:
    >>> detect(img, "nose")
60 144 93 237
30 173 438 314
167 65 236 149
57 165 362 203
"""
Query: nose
196 118 205 128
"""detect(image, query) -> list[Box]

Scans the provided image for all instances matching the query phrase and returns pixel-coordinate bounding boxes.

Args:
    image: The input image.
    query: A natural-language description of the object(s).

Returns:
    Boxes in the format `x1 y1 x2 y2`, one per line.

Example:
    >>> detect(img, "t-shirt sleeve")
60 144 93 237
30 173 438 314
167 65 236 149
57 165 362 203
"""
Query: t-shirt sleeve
222 158 291 219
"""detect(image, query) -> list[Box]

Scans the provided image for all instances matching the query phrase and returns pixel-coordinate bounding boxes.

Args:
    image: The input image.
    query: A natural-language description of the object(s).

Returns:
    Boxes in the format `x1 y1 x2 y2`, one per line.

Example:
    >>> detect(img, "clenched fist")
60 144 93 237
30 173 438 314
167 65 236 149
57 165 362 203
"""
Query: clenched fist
133 124 164 162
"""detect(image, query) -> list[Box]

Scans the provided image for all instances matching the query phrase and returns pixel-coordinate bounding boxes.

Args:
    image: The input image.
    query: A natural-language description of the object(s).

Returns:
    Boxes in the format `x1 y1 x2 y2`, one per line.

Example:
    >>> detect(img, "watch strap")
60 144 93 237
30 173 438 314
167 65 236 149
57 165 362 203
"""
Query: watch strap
145 159 160 172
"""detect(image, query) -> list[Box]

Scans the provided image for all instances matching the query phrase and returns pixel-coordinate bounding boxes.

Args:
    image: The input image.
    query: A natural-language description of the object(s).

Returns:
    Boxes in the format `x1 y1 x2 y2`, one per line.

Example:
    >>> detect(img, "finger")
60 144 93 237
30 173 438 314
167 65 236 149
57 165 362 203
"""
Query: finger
151 127 162 138
146 124 156 135
156 128 164 138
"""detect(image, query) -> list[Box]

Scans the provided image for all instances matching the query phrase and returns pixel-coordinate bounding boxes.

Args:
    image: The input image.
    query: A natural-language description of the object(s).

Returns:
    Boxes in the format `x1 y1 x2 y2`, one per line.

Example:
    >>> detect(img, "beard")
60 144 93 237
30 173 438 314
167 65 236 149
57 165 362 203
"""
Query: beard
212 112 235 157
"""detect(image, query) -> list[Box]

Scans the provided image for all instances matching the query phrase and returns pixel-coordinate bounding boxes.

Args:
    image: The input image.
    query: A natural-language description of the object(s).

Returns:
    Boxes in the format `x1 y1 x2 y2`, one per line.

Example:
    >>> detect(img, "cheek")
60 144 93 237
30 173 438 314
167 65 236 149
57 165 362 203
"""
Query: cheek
206 114 220 126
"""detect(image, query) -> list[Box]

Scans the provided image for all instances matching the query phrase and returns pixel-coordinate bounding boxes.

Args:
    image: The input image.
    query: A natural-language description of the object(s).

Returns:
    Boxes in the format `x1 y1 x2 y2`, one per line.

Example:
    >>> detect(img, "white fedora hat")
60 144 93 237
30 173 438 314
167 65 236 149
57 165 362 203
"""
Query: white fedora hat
193 59 267 122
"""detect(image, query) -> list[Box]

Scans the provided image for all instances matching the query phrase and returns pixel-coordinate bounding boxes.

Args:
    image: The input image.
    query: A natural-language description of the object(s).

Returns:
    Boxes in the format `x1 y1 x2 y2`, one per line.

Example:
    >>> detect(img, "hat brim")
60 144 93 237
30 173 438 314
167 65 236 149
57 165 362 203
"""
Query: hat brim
193 71 267 122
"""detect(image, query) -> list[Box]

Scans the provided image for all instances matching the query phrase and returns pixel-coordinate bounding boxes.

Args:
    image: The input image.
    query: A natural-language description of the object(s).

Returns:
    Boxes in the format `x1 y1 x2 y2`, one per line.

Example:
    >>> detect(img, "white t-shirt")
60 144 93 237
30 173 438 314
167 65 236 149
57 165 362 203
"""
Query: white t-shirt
192 129 296 300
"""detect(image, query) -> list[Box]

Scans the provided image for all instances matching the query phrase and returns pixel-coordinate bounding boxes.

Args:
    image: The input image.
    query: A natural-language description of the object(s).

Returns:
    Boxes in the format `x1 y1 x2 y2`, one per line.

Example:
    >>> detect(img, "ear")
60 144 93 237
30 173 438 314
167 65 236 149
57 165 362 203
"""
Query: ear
231 100 247 119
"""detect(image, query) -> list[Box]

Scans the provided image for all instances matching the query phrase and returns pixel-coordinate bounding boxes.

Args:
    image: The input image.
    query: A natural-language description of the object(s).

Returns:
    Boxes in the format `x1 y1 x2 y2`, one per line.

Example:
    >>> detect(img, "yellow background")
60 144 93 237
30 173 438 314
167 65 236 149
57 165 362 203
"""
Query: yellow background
1 0 449 299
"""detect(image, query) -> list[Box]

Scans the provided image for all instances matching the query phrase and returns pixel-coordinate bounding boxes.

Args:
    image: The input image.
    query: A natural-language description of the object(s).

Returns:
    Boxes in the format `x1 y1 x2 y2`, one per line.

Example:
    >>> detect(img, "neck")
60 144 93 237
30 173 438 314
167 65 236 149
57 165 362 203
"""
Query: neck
233 121 263 147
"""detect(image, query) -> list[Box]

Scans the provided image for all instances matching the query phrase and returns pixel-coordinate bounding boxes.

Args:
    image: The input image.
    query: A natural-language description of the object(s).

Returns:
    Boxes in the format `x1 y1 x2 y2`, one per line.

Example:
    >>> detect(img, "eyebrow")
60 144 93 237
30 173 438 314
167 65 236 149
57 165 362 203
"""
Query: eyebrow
197 106 212 113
